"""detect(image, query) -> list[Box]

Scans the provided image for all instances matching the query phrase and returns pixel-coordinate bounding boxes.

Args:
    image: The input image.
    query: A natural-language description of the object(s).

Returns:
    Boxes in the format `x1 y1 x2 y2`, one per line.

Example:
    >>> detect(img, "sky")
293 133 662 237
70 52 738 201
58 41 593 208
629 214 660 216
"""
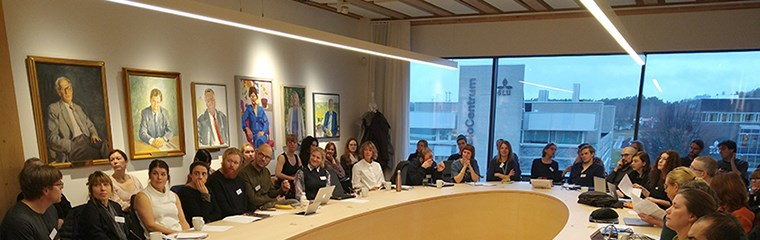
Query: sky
410 51 760 103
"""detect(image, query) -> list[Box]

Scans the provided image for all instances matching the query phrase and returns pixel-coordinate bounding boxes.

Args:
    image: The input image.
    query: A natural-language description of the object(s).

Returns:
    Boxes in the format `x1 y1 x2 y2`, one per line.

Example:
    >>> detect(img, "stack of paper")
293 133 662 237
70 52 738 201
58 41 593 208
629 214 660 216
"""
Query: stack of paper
618 175 666 220
223 215 262 223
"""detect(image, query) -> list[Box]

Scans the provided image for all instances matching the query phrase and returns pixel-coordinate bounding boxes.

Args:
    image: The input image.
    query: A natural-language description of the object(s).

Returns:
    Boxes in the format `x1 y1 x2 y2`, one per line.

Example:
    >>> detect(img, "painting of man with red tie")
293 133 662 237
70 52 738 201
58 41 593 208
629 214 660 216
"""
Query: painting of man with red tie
192 83 230 149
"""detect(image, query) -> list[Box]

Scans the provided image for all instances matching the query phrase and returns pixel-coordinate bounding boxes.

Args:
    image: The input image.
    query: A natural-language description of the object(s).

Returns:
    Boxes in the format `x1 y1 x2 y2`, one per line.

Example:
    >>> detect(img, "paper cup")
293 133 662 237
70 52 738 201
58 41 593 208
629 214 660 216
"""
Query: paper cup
192 216 205 231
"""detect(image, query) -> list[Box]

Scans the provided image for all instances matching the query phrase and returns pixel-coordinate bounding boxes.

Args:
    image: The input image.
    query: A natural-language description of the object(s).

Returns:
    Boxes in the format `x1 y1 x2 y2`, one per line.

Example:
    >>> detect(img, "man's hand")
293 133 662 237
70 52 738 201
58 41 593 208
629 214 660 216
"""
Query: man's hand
436 162 445 172
421 159 433 169
90 135 102 144
614 159 624 172
151 138 165 148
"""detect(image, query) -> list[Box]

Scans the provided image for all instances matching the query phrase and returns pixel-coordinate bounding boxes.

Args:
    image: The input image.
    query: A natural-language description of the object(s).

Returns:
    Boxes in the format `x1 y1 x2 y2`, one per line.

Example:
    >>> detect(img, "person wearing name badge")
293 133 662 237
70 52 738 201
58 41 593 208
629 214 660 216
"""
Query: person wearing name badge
452 144 481 183
238 144 292 210
568 145 605 187
1 165 63 240
352 141 385 191
531 143 562 182
78 171 128 240
207 148 249 218
134 160 190 237
487 140 521 182
295 147 334 200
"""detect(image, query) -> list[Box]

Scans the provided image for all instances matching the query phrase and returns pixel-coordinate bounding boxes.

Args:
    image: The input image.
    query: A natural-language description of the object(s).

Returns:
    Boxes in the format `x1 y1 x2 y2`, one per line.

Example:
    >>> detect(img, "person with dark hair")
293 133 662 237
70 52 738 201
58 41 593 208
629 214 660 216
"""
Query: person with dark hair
134 159 190 237
323 142 346 183
635 150 681 209
607 146 637 185
241 86 269 148
176 161 220 226
630 140 645 152
78 171 128 240
639 168 701 240
299 136 318 168
688 211 747 240
665 188 718 240
618 151 650 198
690 156 717 185
15 158 72 225
712 172 754 234
139 88 174 148
447 135 468 161
749 169 760 215
193 149 214 174
407 147 445 185
407 139 428 162
452 144 481 183
531 143 561 182
238 144 292 210
108 149 144 211
487 140 520 182
276 134 301 199
207 148 248 218
340 138 359 183
681 139 704 167
1 165 63 239
717 140 749 185
568 145 605 187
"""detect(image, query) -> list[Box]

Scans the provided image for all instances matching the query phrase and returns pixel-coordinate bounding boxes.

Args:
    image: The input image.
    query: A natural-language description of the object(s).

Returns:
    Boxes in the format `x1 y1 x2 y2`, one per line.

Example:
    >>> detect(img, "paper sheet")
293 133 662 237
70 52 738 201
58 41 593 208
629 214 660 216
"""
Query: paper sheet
618 175 634 197
202 226 232 232
176 232 209 239
222 215 261 223
257 210 287 216
632 198 666 220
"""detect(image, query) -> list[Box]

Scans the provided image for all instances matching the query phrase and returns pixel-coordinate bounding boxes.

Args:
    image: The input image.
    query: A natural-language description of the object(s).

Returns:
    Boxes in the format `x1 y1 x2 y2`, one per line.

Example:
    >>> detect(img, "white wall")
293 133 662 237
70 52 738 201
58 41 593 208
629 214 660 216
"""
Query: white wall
5 0 370 205
411 8 760 57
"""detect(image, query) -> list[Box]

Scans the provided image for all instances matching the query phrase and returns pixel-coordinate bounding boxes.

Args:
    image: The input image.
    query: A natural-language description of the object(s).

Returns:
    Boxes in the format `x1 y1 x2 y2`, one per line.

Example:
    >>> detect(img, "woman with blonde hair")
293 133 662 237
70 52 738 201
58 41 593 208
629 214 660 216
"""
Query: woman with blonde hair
638 167 697 239
352 141 384 191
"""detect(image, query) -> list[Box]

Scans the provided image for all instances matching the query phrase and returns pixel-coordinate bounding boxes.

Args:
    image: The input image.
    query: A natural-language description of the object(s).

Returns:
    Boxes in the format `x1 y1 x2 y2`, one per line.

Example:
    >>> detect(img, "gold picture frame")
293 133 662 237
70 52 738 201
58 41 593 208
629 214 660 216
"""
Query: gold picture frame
26 56 113 168
123 68 185 159
191 82 230 150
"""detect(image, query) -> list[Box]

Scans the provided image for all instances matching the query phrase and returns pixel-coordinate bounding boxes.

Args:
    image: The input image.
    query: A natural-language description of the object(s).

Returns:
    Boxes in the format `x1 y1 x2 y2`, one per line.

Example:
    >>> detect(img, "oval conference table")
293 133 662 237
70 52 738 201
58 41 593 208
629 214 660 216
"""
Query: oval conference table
201 182 661 239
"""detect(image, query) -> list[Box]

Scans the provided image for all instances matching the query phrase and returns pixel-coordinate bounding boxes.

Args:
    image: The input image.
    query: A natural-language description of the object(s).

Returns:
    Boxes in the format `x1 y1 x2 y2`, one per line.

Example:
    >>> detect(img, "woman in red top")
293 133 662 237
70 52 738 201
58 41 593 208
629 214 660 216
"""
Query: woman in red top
711 172 755 234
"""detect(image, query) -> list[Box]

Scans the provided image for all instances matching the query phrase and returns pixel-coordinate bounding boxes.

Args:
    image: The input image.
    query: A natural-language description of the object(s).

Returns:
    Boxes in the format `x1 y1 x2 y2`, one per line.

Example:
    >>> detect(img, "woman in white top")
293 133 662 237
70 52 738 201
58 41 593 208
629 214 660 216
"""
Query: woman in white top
108 149 144 211
352 141 385 191
134 159 190 237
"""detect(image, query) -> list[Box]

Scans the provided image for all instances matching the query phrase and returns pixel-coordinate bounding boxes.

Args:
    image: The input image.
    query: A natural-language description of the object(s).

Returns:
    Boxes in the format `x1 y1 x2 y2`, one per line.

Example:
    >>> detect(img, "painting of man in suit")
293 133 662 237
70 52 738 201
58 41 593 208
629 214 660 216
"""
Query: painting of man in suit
313 93 339 139
27 56 113 166
139 88 175 149
193 84 229 149
46 76 109 162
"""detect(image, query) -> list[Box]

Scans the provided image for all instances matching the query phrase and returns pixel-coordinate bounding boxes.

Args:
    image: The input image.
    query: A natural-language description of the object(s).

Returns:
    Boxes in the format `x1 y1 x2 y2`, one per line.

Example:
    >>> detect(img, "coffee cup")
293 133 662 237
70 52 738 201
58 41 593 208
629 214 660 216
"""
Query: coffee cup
360 187 369 197
149 232 162 240
436 179 443 189
383 182 392 190
192 216 205 231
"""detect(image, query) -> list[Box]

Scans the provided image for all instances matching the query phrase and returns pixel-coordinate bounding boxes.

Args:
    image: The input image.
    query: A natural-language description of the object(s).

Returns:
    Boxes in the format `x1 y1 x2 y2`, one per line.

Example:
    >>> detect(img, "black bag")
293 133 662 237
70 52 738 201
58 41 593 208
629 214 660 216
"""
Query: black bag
578 191 622 208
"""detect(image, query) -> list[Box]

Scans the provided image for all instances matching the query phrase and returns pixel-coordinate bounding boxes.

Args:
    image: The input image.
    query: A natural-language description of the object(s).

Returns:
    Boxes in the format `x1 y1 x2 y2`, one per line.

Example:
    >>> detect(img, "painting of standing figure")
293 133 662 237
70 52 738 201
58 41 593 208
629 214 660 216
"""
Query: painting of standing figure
237 76 275 149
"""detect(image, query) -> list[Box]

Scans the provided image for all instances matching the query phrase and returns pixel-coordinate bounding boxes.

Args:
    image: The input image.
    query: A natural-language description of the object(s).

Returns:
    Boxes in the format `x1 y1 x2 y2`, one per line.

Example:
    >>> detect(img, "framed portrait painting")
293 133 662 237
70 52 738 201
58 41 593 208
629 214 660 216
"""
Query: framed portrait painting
26 56 113 167
313 93 340 139
123 68 185 159
236 76 275 149
191 83 230 150
282 86 306 144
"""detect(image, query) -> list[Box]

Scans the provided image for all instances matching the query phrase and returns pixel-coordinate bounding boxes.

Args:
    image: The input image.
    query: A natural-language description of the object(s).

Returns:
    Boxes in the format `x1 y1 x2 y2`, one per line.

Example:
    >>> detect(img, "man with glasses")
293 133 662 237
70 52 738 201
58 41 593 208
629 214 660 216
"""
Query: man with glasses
1 165 63 239
606 147 637 185
237 144 291 210
690 156 717 185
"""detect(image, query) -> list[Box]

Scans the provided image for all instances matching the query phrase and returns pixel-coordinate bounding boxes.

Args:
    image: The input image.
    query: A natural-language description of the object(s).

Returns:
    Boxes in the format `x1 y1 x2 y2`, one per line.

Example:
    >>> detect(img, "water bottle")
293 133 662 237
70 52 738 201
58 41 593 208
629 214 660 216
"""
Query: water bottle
300 194 309 210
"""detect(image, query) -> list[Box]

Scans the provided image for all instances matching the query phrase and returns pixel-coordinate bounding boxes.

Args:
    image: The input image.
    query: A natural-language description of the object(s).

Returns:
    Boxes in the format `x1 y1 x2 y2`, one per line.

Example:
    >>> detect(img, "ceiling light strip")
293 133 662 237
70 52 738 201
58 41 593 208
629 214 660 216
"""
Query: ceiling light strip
579 0 645 66
106 0 458 70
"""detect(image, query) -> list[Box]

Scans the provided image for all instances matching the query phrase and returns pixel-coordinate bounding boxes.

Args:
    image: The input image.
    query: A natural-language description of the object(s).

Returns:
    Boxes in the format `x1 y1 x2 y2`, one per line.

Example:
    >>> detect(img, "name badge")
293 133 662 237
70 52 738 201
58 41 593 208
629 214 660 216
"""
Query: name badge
49 228 57 240
254 185 261 192
580 174 587 178
236 188 243 195
319 176 327 181
549 167 554 172
499 163 505 168
115 216 125 223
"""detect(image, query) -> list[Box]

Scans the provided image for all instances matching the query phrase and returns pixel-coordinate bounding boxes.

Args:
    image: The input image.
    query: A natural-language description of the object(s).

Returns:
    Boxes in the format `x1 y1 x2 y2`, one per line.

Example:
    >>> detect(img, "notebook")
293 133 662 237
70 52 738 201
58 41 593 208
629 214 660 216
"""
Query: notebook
530 179 552 189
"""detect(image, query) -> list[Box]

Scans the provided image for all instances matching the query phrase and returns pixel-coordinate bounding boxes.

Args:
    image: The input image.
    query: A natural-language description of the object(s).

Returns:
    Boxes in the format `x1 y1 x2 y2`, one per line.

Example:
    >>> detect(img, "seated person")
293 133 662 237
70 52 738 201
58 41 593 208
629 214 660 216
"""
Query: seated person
406 147 445 185
238 144 292 210
531 143 562 182
562 143 604 178
690 156 717 185
568 145 605 187
665 188 717 240
193 149 215 174
407 139 427 162
276 134 301 199
487 140 520 182
322 142 348 186
175 162 220 226
207 148 249 218
606 147 636 185
15 158 71 226
711 172 755 234
1 165 63 239
617 152 650 198
134 160 190 237
689 211 747 240
635 150 682 210
447 135 467 161
352 142 385 191
78 171 128 240
637 167 699 239
295 147 334 200
452 144 481 183
108 150 144 211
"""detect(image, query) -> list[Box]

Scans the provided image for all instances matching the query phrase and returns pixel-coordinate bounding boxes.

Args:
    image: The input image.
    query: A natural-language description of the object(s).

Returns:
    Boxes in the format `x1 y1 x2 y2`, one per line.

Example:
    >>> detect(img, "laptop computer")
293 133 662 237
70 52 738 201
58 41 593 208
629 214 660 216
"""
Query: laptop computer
296 185 335 215
530 179 552 189
606 182 619 201
327 169 356 200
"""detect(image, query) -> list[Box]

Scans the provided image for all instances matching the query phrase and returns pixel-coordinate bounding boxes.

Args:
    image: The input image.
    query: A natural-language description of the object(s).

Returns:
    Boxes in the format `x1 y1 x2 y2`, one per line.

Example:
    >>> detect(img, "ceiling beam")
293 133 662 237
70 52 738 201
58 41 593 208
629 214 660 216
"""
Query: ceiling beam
344 0 409 19
518 0 551 11
399 0 455 16
642 0 659 5
298 1 363 19
456 0 501 13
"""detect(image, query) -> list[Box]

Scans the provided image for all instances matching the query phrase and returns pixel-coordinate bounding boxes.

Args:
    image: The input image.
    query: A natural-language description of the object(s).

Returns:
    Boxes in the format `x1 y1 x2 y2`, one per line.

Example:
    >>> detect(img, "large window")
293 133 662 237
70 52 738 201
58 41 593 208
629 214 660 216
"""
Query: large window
410 50 760 180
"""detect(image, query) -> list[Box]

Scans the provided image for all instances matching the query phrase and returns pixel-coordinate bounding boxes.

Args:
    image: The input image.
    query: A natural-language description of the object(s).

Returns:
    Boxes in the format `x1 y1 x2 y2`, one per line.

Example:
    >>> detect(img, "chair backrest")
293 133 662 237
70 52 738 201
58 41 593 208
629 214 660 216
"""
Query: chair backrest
441 160 454 182
127 195 146 240
59 204 84 240
390 161 410 185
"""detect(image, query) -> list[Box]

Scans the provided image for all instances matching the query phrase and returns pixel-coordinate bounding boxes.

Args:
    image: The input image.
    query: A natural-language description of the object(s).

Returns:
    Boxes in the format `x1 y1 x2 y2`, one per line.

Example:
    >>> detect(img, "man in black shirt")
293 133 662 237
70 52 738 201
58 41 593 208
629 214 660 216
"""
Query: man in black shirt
447 135 468 161
407 139 428 162
680 139 704 167
606 147 636 185
717 140 748 185
1 165 63 240
407 147 445 185
207 148 249 218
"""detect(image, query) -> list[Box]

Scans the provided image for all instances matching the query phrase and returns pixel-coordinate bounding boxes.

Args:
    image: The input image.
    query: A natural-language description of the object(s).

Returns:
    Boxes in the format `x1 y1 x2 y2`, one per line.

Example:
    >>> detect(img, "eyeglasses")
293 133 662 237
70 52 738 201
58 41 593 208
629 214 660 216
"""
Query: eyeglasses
621 153 631 157
53 182 64 189
257 153 272 161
